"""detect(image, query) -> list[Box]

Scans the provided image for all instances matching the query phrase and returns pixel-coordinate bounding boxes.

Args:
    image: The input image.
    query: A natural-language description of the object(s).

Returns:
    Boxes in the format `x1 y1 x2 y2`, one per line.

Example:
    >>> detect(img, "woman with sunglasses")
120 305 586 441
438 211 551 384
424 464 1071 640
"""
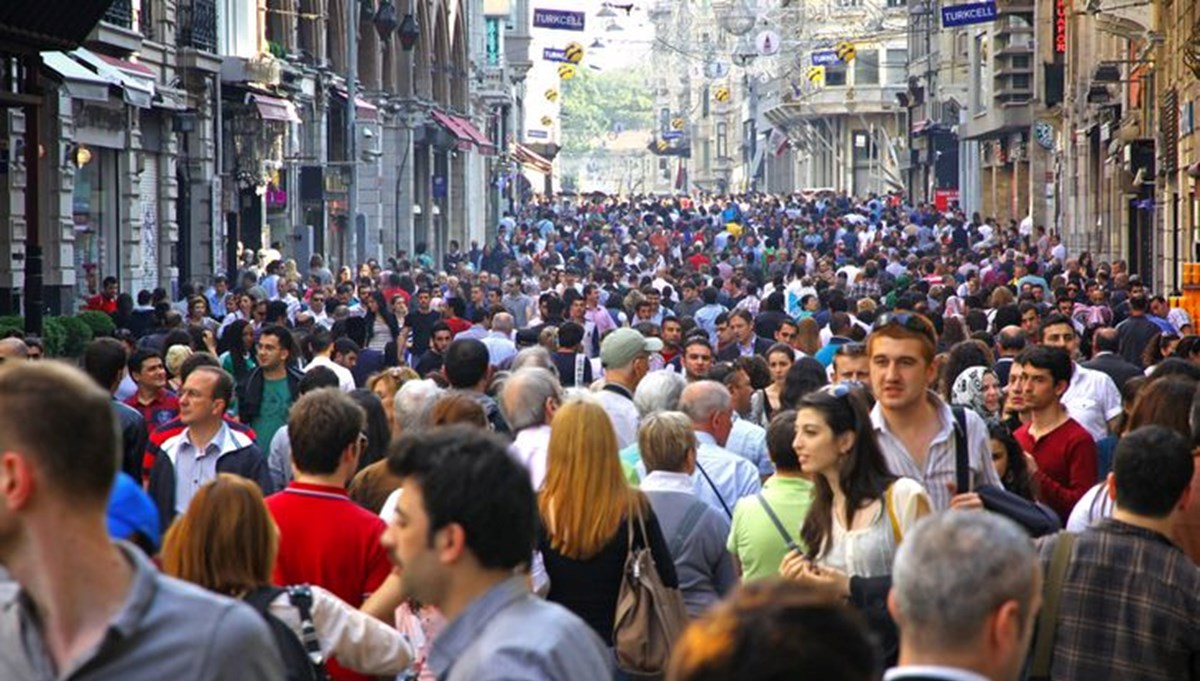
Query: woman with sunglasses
780 385 931 582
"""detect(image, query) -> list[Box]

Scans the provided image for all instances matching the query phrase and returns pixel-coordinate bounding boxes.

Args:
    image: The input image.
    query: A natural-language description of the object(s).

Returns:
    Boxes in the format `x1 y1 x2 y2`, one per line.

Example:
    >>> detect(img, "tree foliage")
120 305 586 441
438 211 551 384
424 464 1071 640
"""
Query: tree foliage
559 66 653 155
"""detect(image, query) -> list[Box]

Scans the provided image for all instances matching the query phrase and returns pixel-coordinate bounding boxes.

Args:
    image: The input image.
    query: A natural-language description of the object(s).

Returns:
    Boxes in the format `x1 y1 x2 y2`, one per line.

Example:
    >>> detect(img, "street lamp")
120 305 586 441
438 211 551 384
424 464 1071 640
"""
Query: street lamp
719 0 756 37
373 0 399 40
731 34 757 67
397 12 419 51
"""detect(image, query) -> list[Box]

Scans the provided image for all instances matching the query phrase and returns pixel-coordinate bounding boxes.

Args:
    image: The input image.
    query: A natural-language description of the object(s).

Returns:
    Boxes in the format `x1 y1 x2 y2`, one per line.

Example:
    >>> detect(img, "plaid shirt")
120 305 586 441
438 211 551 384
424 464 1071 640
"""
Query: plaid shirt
1036 520 1200 681
849 277 881 300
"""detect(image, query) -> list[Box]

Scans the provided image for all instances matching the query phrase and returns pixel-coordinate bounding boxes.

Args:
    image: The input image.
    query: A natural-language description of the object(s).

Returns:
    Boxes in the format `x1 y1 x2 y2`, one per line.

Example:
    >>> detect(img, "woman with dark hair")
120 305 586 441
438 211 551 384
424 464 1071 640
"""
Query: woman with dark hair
1141 331 1181 372
987 423 1034 501
782 385 931 579
348 389 391 473
363 290 402 368
1171 335 1200 363
751 344 795 426
218 319 257 389
780 357 829 409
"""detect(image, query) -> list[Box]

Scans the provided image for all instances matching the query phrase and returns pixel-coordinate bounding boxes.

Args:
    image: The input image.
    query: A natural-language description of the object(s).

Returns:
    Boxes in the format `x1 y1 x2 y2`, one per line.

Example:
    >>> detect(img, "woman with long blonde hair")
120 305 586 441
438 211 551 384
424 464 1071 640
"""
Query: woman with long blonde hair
538 398 679 649
161 474 412 677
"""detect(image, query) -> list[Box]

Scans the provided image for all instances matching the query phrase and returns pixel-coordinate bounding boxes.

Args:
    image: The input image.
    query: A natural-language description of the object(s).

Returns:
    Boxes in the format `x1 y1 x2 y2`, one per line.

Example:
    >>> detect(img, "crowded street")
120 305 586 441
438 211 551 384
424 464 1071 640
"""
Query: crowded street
0 1 1198 680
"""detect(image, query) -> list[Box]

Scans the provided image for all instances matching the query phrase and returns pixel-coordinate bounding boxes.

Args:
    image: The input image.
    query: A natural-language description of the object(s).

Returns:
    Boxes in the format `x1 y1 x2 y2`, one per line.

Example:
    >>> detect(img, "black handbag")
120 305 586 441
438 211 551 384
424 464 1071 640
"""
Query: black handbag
951 407 1062 537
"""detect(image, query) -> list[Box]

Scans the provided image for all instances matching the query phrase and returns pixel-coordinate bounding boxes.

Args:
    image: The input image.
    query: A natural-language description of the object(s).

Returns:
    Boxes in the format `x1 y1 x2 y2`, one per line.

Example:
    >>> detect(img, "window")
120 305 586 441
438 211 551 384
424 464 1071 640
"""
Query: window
885 49 908 84
886 0 906 6
972 35 990 112
701 140 711 169
825 63 847 86
835 0 862 7
716 122 728 159
855 50 880 85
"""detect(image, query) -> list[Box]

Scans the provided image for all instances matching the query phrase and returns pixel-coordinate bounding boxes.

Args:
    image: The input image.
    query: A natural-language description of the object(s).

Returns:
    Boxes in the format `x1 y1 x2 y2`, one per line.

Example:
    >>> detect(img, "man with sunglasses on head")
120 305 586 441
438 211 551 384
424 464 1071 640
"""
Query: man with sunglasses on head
868 311 1002 512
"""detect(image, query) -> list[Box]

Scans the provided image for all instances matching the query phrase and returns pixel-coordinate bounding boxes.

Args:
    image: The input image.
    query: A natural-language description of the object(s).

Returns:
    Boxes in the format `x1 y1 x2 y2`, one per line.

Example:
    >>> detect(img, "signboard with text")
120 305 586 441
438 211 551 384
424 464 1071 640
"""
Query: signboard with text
486 18 501 65
941 0 997 27
527 129 549 139
533 8 585 31
811 50 840 66
1054 0 1067 53
543 47 569 62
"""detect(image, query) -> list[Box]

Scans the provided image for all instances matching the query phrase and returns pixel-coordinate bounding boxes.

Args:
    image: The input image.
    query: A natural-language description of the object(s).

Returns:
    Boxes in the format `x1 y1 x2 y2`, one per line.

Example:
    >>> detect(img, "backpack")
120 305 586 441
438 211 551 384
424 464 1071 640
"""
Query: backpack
613 502 689 678
243 585 329 681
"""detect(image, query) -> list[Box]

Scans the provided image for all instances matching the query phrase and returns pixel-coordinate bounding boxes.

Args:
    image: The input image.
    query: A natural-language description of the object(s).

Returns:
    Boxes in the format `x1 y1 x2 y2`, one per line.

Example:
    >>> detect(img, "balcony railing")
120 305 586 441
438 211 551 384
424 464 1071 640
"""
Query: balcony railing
103 0 134 28
178 0 218 53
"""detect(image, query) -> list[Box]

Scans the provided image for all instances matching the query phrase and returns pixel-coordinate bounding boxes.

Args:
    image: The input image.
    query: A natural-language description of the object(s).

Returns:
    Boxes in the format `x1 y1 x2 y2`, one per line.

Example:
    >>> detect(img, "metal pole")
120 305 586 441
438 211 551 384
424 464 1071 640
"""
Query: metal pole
23 55 42 333
347 0 359 270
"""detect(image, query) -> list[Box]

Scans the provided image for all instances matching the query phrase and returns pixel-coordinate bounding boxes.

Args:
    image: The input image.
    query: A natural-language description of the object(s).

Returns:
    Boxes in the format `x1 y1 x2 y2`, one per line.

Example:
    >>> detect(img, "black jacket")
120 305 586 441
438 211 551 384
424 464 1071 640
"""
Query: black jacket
238 365 304 426
717 336 774 362
147 427 273 530
1082 352 1144 391
113 400 149 480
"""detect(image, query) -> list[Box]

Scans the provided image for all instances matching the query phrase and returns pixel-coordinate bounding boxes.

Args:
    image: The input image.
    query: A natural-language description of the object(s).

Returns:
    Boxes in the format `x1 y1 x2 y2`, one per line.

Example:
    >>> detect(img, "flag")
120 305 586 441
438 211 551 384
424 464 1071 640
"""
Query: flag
769 128 789 157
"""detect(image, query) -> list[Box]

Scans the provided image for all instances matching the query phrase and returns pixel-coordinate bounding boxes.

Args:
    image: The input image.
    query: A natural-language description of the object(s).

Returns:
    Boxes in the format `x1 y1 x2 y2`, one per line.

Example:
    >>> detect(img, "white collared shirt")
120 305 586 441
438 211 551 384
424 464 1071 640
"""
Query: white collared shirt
639 470 696 495
305 355 356 392
1063 363 1122 441
884 665 991 681
510 424 553 490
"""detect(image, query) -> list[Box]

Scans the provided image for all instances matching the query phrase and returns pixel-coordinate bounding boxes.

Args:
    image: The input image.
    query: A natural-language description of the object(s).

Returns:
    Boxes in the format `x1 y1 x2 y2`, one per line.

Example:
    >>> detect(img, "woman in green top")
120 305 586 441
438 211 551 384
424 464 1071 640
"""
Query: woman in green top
217 319 257 415
726 409 814 580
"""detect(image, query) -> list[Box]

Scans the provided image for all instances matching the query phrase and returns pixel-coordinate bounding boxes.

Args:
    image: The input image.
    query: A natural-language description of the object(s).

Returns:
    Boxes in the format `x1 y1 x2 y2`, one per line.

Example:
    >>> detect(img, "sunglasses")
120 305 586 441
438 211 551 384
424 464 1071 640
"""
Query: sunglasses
873 311 937 348
835 342 867 357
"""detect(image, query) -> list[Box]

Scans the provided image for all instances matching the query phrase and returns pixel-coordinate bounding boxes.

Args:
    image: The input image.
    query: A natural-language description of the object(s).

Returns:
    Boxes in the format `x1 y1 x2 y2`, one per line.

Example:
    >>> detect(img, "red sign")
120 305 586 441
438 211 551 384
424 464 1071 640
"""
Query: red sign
1054 0 1067 54
934 189 960 212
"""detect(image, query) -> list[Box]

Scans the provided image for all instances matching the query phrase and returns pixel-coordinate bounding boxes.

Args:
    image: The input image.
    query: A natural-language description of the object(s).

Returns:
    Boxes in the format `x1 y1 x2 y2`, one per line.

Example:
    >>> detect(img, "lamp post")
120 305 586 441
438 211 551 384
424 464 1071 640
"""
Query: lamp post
395 10 420 259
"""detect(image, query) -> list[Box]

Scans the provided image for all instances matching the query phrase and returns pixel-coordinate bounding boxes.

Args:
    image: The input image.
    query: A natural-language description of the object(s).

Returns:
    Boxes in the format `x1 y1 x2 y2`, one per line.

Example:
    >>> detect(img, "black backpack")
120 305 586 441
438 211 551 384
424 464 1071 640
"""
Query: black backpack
243 585 330 681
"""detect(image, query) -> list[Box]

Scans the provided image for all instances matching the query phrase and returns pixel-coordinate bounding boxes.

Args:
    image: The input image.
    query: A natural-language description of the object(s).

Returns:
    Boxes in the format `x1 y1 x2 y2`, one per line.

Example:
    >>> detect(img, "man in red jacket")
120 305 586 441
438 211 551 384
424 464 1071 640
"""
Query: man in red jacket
1012 345 1097 521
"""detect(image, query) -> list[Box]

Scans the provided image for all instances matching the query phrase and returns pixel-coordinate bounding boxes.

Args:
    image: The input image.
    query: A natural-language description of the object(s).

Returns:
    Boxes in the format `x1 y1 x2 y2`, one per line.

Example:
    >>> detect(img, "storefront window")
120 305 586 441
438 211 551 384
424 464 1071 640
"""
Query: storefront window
72 148 117 307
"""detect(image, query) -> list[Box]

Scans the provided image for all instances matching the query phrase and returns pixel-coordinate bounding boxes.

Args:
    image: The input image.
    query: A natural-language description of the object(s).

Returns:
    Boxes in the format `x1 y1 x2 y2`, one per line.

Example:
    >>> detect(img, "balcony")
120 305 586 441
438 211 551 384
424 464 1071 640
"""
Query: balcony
179 0 218 53
103 0 133 28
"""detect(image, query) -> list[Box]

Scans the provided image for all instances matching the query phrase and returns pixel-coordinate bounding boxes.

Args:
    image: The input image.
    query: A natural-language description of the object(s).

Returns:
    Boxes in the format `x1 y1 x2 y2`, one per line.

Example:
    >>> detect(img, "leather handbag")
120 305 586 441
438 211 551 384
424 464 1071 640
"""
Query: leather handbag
613 502 689 678
951 407 1062 537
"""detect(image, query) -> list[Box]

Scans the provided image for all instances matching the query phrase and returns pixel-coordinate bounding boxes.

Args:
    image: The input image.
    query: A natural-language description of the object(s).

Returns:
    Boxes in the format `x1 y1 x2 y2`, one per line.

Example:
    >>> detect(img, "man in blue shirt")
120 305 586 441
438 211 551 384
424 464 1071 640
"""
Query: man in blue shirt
382 426 611 681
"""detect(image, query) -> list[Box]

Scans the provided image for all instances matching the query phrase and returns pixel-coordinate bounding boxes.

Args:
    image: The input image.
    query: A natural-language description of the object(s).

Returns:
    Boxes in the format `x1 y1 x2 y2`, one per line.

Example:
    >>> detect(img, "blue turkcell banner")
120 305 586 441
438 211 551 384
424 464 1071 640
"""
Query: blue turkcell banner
543 47 569 62
811 50 840 66
663 131 683 140
533 8 586 31
941 0 998 27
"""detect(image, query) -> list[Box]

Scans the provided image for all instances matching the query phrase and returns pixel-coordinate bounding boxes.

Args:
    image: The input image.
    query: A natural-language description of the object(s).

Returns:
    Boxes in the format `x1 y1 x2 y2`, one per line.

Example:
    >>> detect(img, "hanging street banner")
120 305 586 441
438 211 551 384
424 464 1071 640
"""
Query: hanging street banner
811 50 840 66
543 47 570 62
941 0 998 27
533 8 586 31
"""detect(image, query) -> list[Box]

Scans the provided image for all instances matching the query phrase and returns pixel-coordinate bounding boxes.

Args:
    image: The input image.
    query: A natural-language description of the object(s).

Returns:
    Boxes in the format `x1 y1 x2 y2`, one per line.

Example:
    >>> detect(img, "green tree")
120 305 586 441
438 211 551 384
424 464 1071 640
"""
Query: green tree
559 66 653 155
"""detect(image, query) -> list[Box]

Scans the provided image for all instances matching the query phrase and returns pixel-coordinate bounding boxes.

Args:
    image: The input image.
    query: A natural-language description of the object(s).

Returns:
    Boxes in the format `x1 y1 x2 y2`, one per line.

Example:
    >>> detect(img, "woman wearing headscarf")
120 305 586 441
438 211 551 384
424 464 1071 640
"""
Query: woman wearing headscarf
950 366 1002 424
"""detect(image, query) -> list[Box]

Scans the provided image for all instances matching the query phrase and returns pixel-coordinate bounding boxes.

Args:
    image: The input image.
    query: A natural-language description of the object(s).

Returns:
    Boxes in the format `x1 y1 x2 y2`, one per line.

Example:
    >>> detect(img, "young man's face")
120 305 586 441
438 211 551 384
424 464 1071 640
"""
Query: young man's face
570 299 586 321
432 330 453 354
775 323 797 345
381 480 444 608
133 357 168 391
1020 309 1040 338
869 336 936 412
1015 364 1064 411
833 353 871 384
418 292 432 311
335 351 358 370
488 289 502 305
256 334 287 371
683 344 713 380
1040 322 1078 358
662 320 682 346
730 315 753 344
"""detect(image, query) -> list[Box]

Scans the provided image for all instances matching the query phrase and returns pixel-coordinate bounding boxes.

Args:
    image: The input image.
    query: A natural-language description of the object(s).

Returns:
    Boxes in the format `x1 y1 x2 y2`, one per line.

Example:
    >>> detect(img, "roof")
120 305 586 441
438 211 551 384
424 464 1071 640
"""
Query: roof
0 0 114 53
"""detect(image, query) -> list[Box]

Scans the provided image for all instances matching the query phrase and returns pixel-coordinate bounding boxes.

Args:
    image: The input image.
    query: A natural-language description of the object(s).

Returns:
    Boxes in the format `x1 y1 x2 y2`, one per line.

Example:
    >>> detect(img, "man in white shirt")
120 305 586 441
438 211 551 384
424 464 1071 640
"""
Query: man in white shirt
303 328 356 392
869 312 1001 512
1038 314 1122 440
481 312 518 368
595 328 662 448
500 367 562 490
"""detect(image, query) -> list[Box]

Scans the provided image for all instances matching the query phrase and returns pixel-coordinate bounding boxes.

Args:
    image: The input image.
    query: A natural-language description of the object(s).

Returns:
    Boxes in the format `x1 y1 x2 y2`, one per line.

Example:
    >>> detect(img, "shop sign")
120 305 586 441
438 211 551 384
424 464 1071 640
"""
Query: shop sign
533 8 585 31
1054 0 1067 54
941 1 998 28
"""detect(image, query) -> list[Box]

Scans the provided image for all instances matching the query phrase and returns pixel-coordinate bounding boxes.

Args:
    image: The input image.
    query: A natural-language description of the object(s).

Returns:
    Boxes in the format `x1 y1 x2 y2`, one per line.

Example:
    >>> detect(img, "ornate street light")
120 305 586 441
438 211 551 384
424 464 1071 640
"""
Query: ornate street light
398 13 419 51
731 34 757 67
719 0 756 37
373 0 399 40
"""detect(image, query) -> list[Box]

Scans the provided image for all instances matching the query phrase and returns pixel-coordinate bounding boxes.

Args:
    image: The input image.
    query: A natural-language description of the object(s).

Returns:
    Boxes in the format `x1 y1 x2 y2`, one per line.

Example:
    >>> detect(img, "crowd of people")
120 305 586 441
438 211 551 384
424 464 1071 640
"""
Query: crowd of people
0 189 1197 680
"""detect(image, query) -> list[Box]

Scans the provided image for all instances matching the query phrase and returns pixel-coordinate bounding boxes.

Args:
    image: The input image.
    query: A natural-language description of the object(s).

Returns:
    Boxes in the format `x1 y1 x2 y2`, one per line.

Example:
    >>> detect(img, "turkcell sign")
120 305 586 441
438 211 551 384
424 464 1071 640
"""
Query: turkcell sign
811 50 840 66
941 0 998 27
543 47 570 62
663 131 683 140
527 129 549 139
533 8 585 31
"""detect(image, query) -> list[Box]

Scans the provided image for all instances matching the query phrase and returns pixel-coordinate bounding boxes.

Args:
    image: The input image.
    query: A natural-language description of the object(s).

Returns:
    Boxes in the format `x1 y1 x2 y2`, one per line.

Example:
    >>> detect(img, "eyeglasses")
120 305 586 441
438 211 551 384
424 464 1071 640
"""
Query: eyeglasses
873 311 937 348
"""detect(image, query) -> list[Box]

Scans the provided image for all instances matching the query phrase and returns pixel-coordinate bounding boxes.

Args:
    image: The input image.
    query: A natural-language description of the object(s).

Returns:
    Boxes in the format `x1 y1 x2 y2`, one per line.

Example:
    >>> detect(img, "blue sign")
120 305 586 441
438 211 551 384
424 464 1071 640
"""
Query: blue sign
486 18 501 65
527 129 549 139
533 8 586 31
941 0 998 27
543 47 569 62
663 131 683 140
811 50 840 66
432 175 447 199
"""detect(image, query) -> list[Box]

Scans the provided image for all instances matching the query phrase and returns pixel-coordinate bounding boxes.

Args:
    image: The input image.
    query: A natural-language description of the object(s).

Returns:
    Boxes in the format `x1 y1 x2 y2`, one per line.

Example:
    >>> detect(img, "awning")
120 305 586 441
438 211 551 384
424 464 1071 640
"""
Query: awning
430 110 474 151
40 51 109 102
513 143 553 174
248 92 301 123
0 0 114 53
455 115 495 155
332 88 379 121
70 48 154 108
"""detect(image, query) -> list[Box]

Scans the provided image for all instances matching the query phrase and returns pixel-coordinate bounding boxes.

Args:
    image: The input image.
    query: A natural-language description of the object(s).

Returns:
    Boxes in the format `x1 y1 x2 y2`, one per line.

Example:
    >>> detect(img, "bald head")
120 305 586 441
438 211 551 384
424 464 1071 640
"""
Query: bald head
996 325 1026 357
1092 326 1120 354
0 337 29 360
492 312 515 335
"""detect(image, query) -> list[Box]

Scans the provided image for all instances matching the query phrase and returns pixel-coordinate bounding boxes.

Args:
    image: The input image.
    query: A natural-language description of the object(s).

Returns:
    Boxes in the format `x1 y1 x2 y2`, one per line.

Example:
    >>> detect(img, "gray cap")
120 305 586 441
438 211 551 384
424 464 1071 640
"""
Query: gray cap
600 328 663 369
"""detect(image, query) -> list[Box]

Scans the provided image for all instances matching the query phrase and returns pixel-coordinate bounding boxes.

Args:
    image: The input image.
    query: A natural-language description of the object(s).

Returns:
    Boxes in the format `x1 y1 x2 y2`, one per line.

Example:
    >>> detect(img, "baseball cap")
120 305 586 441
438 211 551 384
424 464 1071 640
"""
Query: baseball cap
600 328 663 369
107 472 162 551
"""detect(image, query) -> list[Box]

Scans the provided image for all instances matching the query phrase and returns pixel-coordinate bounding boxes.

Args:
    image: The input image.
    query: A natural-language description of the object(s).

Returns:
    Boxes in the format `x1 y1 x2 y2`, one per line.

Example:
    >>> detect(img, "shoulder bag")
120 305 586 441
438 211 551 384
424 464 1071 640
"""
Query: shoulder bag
1027 532 1075 680
951 406 1062 537
613 502 690 678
